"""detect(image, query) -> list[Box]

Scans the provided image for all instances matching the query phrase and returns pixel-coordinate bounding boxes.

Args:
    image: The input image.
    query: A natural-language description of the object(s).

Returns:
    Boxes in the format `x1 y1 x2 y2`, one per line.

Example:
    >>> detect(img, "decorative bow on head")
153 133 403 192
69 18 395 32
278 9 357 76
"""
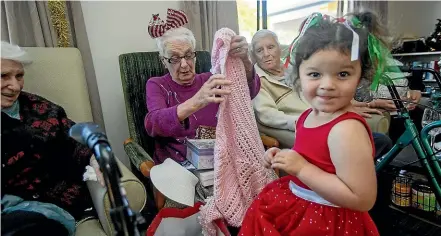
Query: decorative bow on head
282 13 400 92
148 8 189 38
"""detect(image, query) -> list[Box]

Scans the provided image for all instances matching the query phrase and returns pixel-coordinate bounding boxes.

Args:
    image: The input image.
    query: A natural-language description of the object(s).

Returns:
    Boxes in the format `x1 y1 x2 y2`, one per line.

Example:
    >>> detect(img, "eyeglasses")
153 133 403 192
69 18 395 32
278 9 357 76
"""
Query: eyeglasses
163 52 197 64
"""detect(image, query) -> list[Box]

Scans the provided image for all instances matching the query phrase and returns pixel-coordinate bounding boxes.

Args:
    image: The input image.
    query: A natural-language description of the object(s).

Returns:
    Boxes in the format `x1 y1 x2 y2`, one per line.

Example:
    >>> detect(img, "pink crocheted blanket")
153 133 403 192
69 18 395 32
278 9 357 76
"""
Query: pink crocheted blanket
199 28 276 235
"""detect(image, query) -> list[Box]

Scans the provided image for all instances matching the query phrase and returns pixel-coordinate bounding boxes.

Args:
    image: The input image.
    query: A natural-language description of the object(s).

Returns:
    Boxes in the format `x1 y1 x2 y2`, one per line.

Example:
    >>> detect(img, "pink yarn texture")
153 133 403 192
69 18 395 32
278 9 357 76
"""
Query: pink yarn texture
199 28 277 235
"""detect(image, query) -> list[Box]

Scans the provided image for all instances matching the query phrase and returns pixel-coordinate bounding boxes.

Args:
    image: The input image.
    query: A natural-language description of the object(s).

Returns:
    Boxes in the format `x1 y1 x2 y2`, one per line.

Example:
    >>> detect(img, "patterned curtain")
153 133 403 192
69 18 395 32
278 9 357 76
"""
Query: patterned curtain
1 1 58 46
181 0 240 51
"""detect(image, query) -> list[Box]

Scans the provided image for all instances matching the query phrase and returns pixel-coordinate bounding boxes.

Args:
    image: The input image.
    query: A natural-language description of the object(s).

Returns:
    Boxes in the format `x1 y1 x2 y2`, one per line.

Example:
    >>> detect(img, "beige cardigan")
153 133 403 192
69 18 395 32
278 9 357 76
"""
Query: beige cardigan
253 64 309 131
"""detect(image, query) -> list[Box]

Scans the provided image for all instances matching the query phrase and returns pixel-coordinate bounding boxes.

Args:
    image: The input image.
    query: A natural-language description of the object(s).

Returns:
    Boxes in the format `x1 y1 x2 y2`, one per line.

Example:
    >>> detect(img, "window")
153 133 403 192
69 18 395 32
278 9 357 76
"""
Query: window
237 0 258 43
238 0 339 46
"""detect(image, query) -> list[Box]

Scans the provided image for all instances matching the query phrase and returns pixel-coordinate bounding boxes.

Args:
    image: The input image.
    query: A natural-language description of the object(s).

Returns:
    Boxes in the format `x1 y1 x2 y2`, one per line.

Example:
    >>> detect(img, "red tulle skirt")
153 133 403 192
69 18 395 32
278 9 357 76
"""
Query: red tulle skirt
239 176 379 236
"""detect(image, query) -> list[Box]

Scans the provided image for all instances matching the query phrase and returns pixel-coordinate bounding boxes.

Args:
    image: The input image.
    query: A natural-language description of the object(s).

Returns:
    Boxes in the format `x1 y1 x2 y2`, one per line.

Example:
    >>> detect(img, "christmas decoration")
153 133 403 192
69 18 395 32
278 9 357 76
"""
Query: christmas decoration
427 19 441 52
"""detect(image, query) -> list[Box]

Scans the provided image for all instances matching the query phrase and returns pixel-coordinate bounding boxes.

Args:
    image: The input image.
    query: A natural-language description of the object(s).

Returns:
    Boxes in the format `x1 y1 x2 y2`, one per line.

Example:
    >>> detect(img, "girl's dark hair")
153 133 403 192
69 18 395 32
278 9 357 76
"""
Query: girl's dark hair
290 11 392 91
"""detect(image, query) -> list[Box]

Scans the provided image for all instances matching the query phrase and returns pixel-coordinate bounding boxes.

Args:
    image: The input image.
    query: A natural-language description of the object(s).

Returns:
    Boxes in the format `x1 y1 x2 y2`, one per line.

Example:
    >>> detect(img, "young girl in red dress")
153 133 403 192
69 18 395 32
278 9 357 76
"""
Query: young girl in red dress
239 11 396 236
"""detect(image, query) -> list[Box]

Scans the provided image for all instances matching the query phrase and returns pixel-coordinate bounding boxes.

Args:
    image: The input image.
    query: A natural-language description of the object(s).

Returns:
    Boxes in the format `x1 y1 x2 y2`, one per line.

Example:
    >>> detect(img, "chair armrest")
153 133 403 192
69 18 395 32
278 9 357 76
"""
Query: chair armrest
365 112 390 134
124 138 155 177
123 138 166 210
261 134 280 149
86 158 147 236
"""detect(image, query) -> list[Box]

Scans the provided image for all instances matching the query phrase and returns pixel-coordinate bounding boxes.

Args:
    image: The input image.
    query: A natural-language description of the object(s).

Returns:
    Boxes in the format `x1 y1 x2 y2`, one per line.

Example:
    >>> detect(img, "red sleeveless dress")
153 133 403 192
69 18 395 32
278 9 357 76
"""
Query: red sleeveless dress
239 109 379 236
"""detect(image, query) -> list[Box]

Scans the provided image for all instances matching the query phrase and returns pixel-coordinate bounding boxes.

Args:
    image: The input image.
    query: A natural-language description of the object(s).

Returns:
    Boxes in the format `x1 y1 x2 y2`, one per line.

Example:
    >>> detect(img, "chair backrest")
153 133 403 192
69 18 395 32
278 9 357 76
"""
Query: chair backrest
119 51 211 156
22 47 93 123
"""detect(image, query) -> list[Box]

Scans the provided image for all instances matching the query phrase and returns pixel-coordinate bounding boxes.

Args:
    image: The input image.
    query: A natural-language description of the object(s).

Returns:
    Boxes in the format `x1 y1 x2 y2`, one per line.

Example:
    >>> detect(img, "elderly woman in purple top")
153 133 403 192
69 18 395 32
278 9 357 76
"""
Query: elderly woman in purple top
144 26 260 164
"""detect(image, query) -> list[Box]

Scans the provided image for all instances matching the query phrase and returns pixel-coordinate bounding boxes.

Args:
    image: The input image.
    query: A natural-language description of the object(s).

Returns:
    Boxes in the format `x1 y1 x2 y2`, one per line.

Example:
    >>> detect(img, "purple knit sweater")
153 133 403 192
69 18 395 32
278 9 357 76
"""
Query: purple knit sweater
144 72 260 164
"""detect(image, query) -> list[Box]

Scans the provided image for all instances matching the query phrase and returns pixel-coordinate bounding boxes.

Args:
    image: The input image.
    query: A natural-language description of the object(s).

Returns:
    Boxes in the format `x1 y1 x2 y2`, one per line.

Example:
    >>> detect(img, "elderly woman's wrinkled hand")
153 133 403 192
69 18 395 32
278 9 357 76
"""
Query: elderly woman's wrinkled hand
353 106 384 118
370 99 397 112
229 36 250 61
351 100 383 118
406 90 422 111
352 102 384 118
191 74 232 109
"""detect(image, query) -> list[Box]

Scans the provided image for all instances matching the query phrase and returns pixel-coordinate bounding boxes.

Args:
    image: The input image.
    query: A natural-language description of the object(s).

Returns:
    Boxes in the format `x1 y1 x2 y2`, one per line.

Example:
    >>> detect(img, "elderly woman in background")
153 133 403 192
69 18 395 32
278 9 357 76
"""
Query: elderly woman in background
251 29 392 158
144 10 260 165
354 57 423 143
250 29 309 149
1 41 102 235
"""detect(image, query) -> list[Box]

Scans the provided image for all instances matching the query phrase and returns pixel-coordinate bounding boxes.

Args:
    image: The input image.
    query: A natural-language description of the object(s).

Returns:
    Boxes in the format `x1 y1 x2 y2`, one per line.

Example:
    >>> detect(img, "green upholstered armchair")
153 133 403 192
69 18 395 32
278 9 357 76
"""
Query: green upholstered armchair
119 51 211 209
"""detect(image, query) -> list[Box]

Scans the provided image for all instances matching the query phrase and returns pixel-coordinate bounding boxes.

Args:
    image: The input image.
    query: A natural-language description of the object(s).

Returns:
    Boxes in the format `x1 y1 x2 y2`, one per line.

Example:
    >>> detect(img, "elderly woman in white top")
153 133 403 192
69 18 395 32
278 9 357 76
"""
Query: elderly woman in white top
250 30 309 148
354 58 423 143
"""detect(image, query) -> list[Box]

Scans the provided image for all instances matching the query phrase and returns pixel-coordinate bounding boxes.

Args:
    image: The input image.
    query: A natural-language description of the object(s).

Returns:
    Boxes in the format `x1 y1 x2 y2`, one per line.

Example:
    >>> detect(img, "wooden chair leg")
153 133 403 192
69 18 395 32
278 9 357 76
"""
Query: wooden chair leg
261 134 280 149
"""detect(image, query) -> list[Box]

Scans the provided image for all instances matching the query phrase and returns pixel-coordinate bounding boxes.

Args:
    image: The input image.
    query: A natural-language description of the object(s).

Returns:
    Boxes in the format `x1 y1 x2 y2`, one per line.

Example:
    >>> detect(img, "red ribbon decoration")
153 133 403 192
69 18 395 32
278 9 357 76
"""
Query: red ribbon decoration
148 9 189 38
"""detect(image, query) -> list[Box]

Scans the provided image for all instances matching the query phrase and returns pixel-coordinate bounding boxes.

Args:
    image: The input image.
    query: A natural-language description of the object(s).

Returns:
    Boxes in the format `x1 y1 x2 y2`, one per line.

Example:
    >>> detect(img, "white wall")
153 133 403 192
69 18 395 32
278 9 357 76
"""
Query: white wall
388 1 441 38
81 1 181 167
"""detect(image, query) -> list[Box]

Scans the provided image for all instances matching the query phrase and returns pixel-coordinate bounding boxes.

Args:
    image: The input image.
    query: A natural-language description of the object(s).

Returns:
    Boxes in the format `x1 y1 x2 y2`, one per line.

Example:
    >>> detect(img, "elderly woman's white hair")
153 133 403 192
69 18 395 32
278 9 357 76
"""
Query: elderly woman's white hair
1 41 32 65
250 29 281 63
250 30 280 53
155 27 196 57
